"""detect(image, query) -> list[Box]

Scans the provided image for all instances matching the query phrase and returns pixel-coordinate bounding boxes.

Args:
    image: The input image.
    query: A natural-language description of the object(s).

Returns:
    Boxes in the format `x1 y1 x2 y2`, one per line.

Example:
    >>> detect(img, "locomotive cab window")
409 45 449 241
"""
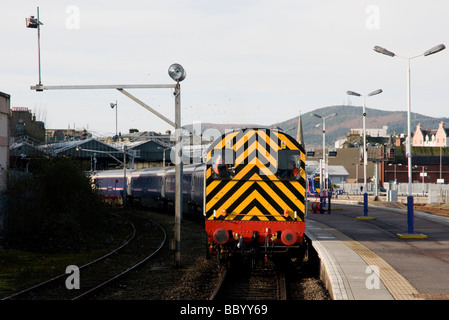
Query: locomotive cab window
209 148 235 179
276 150 302 180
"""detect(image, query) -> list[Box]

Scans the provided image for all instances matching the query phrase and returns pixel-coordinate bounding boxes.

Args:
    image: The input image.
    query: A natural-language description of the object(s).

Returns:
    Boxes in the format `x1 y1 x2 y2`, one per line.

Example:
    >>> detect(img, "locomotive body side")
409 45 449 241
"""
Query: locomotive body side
204 128 306 262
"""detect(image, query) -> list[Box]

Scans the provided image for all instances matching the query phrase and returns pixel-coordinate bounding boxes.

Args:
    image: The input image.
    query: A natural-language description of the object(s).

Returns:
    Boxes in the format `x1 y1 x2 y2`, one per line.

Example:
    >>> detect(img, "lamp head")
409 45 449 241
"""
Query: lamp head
346 90 361 97
373 46 395 57
368 89 383 96
424 44 446 56
168 63 186 82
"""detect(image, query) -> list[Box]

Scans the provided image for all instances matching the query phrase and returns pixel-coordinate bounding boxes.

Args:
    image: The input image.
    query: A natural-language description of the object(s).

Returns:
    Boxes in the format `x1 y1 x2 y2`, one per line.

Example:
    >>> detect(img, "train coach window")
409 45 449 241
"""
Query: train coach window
276 150 302 180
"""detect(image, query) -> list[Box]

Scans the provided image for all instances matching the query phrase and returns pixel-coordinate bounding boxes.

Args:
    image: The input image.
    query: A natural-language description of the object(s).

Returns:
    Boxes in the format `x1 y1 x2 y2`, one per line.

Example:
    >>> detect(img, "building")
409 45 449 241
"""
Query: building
0 92 9 243
305 160 349 183
42 138 125 171
306 148 374 183
9 107 45 143
384 146 449 184
0 92 10 192
45 128 91 143
350 125 389 138
120 140 172 169
412 121 449 147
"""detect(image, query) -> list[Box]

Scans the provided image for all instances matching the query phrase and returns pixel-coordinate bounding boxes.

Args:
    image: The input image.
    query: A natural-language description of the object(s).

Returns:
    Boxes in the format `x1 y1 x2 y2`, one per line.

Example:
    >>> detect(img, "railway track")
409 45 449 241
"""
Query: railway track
210 238 330 301
210 260 287 300
2 211 166 300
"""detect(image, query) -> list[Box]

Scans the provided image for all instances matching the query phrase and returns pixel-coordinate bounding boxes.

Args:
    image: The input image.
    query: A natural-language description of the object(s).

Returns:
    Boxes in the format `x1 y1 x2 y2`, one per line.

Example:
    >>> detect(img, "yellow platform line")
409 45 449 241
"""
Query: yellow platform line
317 223 422 300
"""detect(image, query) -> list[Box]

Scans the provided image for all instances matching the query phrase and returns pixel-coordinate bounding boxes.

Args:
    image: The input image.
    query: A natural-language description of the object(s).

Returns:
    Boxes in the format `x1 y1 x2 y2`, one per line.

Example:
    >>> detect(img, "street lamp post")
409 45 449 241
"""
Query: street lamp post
346 89 382 217
168 63 186 267
312 112 337 192
374 43 445 236
110 100 118 138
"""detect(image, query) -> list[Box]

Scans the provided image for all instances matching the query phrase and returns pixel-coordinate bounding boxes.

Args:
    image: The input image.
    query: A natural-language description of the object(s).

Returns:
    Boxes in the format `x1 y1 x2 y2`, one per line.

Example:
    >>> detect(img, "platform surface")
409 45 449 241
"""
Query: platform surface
305 202 449 300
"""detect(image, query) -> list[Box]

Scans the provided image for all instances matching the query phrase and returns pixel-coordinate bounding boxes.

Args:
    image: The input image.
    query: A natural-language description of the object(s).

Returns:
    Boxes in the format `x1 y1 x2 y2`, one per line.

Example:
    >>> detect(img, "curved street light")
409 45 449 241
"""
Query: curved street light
373 43 445 235
312 112 337 192
346 89 382 218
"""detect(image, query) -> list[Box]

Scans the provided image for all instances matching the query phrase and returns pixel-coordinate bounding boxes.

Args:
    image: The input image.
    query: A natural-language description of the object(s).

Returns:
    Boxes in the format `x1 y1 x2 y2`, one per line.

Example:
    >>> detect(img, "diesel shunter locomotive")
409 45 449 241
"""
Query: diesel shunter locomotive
205 128 306 263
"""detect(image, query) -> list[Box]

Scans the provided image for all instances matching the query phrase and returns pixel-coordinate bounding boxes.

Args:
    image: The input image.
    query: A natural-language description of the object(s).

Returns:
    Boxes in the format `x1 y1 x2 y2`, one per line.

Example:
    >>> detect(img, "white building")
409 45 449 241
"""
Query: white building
305 160 349 184
351 125 389 138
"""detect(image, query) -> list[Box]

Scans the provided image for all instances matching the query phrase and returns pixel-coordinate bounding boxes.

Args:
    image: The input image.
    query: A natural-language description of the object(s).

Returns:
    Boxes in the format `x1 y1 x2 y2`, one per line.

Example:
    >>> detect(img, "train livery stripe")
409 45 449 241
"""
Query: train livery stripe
205 128 306 223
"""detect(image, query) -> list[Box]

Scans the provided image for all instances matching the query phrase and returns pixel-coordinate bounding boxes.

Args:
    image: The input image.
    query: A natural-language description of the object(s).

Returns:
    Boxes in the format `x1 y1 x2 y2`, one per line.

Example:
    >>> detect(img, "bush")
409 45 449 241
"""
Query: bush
6 157 110 252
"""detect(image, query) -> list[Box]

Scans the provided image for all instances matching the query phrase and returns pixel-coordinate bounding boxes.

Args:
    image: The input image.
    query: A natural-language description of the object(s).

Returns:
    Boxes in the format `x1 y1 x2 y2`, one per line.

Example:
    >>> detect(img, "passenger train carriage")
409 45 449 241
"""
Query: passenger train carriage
92 169 131 201
205 128 306 262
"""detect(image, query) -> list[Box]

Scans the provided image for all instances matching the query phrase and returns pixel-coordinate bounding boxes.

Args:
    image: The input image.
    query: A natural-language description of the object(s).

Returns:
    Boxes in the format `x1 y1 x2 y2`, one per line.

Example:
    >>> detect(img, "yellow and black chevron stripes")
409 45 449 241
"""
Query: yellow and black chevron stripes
205 128 306 222
206 174 305 221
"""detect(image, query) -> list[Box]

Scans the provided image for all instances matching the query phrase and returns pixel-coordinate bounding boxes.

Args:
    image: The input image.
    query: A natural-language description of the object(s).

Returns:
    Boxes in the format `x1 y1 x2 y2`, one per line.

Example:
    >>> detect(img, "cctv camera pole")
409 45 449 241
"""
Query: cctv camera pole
37 7 42 87
26 7 44 90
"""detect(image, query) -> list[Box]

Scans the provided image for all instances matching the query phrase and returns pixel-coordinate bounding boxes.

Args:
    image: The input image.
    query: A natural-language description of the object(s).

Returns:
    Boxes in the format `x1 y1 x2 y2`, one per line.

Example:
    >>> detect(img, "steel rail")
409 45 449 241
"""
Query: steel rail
208 268 228 300
72 213 167 300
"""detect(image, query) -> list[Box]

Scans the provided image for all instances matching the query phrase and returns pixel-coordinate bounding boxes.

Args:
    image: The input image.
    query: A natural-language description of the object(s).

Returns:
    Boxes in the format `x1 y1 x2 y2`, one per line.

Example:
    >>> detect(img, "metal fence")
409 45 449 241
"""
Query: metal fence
336 181 449 203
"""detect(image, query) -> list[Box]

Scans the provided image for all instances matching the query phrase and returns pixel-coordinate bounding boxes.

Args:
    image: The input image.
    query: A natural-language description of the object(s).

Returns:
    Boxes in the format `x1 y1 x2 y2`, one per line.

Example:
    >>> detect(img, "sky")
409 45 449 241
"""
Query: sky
2 1 449 137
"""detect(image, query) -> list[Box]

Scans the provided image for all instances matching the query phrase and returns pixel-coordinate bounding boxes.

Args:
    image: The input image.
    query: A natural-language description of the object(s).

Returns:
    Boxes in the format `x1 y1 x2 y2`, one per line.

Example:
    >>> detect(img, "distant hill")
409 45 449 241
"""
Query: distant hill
183 105 449 149
275 105 449 149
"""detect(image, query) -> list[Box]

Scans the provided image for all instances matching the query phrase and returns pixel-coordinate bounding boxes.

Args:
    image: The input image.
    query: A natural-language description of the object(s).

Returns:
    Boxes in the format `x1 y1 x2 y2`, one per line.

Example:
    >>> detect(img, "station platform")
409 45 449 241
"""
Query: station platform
305 201 449 300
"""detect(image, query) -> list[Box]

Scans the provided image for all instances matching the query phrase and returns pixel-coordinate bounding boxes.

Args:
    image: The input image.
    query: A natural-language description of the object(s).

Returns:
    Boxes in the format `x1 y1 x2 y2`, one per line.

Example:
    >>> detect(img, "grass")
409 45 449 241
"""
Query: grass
0 210 133 298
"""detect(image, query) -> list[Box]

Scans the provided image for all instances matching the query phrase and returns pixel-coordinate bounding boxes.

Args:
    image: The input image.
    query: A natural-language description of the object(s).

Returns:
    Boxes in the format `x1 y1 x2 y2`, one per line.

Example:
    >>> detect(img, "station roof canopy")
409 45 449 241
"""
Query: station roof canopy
114 140 170 162
41 138 121 159
9 140 45 158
